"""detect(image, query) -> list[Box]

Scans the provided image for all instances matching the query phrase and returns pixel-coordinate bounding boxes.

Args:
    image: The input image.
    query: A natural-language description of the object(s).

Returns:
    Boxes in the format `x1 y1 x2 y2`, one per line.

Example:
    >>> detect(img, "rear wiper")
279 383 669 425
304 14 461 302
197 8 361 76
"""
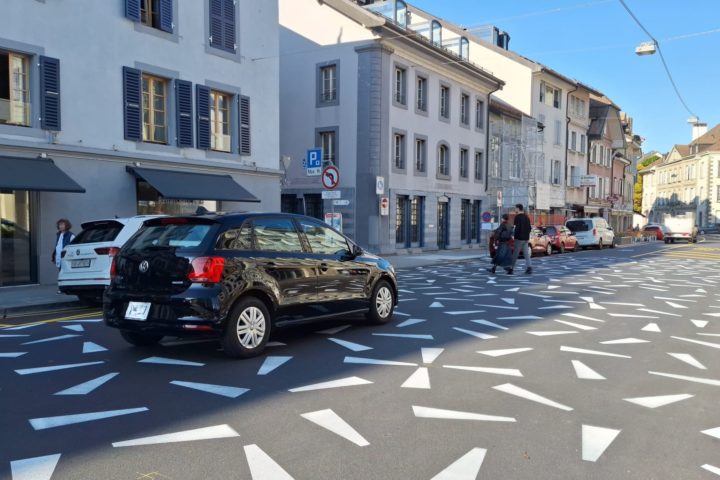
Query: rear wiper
142 245 178 251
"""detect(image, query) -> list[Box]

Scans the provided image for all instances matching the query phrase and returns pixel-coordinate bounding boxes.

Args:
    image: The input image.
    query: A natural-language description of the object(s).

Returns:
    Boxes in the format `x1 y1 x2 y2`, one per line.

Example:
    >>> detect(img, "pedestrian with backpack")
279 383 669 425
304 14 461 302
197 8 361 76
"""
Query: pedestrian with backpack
508 204 532 275
488 214 514 274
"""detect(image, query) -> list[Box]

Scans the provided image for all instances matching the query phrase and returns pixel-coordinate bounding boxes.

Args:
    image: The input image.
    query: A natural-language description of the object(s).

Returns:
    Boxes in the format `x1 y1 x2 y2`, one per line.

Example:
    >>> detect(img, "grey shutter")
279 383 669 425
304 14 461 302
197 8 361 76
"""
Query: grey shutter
209 0 224 49
175 79 193 147
239 95 250 155
222 0 236 52
196 85 211 150
125 0 141 22
39 56 61 131
158 0 173 33
123 67 142 142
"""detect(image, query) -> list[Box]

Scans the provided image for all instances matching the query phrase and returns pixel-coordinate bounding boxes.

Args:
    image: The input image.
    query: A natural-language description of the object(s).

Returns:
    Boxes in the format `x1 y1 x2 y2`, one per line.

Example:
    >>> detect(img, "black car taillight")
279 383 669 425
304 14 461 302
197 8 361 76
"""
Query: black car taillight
188 257 225 284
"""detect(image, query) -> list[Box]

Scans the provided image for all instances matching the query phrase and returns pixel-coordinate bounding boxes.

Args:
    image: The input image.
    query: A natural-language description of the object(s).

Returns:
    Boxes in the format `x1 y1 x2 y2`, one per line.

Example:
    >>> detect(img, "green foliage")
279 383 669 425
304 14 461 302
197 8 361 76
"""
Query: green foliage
633 154 661 213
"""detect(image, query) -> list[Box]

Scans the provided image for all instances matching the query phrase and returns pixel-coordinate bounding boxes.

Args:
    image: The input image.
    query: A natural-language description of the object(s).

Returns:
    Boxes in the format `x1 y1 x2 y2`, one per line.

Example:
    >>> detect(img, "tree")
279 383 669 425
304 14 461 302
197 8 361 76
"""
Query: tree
633 154 662 213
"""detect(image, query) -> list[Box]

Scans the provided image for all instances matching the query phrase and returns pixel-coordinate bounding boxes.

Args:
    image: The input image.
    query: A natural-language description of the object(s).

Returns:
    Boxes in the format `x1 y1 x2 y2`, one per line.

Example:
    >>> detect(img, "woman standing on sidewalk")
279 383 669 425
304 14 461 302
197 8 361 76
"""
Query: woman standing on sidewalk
52 218 75 271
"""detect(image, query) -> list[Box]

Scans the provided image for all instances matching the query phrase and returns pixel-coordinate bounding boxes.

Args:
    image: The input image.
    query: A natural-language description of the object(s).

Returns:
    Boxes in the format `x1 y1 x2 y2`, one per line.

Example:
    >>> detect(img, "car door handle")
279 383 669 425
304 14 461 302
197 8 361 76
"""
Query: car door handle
319 262 329 272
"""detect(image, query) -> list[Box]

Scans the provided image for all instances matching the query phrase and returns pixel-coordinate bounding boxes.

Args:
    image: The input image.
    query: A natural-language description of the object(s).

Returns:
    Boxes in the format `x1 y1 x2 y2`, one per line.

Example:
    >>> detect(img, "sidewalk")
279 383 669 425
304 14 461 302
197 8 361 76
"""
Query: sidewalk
0 249 489 316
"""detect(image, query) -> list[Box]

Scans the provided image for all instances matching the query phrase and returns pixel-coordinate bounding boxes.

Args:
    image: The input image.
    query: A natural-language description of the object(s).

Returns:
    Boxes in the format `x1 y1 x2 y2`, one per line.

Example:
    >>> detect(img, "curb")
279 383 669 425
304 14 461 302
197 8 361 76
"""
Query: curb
1 300 85 319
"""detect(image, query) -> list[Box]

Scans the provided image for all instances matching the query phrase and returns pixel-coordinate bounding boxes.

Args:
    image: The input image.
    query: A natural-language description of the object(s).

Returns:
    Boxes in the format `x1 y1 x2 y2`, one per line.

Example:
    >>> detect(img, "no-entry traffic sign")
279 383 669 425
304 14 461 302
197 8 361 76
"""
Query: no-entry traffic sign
322 166 340 190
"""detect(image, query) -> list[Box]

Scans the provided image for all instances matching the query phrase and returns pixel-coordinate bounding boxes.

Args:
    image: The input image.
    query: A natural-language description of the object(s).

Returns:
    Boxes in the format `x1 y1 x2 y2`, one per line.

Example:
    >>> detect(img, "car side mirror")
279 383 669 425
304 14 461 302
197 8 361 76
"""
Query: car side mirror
352 244 363 257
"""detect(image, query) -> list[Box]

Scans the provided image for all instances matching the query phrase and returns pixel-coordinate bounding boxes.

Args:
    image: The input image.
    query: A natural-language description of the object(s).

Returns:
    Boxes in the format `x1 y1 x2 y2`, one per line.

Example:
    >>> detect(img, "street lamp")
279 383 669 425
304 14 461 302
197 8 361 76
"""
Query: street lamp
635 41 656 56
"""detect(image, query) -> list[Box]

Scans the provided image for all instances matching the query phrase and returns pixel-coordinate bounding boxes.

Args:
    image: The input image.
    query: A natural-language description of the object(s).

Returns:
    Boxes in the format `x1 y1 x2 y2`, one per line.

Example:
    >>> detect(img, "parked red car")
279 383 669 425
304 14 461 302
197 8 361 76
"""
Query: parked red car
489 227 553 257
543 225 578 253
641 224 665 240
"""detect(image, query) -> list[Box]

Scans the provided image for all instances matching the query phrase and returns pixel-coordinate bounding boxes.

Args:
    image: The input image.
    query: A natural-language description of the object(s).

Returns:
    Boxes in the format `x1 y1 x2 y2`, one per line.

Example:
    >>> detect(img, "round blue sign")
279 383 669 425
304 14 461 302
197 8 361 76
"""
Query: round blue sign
481 211 492 222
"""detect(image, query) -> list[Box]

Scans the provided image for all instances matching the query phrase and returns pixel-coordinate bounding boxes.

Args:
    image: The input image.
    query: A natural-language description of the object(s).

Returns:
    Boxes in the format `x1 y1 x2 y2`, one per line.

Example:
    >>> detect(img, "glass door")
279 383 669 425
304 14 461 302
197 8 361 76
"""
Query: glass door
0 191 32 286
437 201 449 249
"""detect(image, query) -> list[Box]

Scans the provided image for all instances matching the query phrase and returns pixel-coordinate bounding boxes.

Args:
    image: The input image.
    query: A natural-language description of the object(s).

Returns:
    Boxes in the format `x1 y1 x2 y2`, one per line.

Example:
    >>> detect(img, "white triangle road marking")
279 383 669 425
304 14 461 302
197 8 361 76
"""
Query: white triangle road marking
301 409 369 446
244 444 294 480
431 448 487 480
10 454 61 480
582 425 621 462
623 394 693 409
113 424 239 447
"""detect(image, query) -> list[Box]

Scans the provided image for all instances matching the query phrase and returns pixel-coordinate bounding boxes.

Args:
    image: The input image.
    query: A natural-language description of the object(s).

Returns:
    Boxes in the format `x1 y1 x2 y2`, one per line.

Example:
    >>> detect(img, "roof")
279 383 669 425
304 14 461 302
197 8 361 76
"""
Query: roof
489 95 527 119
691 123 720 152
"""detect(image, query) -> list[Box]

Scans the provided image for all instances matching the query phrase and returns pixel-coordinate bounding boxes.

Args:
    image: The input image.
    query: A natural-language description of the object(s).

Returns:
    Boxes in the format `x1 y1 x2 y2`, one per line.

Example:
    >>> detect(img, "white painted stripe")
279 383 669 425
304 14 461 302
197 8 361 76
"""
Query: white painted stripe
431 448 487 480
138 357 204 367
600 338 650 344
701 427 720 439
445 310 486 315
623 394 693 408
82 342 107 353
649 371 720 386
641 323 661 333
62 325 85 332
429 302 445 308
15 361 104 375
401 368 431 389
421 348 444 364
30 407 148 430
372 333 434 340
113 424 239 447
572 360 605 380
670 336 720 349
289 376 372 393
668 353 707 369
527 330 578 336
452 328 496 339
0 334 29 337
579 296 594 303
473 304 519 310
315 325 351 335
21 334 79 345
413 406 515 422
555 320 596 331
582 425 621 462
171 380 249 398
560 346 631 359
10 454 61 480
244 444 294 480
588 303 606 310
691 320 709 328
444 365 523 377
607 314 659 319
665 301 688 309
3 324 42 331
396 318 426 328
538 305 574 310
0 352 26 358
562 313 605 323
301 409 369 446
498 315 542 320
257 356 292 375
698 333 720 337
470 320 508 330
476 347 533 357
637 308 681 317
703 313 720 317
701 464 720 476
344 356 417 367
492 383 573 411
601 302 644 306
54 373 119 395
328 338 372 352
501 298 515 305
59 319 102 323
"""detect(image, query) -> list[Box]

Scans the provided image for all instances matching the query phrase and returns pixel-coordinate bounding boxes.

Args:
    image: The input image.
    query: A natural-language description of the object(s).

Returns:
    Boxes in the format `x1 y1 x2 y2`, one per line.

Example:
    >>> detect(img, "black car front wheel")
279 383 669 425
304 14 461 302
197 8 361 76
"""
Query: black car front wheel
120 331 163 346
367 280 395 324
222 297 271 358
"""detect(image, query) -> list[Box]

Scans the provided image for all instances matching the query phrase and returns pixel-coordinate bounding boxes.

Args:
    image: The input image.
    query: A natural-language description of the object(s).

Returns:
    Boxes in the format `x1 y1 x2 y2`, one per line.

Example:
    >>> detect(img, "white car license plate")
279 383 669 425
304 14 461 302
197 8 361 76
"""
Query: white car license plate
71 259 91 268
125 302 151 321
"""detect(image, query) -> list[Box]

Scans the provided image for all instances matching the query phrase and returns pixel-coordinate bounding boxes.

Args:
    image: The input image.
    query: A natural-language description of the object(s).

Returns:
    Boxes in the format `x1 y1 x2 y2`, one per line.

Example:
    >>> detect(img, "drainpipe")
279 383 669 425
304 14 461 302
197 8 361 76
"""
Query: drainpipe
484 85 502 203
564 84 578 221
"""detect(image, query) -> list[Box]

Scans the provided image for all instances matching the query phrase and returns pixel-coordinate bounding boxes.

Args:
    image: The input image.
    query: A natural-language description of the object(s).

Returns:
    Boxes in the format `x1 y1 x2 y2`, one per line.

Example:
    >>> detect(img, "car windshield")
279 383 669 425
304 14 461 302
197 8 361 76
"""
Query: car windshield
566 220 590 232
124 223 212 250
71 221 124 244
545 227 557 235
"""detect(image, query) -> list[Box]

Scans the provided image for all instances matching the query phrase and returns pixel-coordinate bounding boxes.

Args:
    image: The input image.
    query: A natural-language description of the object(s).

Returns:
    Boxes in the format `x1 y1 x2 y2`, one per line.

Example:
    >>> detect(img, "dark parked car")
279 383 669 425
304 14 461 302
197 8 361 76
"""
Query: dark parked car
543 225 577 253
699 225 720 234
103 213 398 358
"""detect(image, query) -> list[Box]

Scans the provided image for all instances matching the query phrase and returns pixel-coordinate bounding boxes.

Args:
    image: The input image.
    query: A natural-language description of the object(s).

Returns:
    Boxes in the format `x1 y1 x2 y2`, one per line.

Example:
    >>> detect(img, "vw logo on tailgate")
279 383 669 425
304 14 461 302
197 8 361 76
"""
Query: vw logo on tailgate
138 260 149 273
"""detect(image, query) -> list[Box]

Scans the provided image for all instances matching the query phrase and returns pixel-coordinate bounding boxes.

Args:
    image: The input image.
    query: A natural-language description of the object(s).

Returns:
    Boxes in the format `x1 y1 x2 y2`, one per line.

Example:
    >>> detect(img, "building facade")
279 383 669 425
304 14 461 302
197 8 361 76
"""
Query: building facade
565 84 593 216
279 0 503 254
0 0 280 286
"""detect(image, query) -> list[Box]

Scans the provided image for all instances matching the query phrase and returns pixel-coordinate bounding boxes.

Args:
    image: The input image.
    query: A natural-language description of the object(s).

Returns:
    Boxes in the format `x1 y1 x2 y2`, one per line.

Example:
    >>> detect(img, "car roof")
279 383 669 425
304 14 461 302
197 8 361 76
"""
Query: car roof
81 215 165 229
147 212 324 225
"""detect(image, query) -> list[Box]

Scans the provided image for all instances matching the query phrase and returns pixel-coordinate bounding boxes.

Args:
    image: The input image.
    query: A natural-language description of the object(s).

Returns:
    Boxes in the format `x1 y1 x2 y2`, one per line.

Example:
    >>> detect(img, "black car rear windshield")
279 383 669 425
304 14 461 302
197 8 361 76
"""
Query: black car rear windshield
566 220 590 232
125 223 212 250
71 221 124 244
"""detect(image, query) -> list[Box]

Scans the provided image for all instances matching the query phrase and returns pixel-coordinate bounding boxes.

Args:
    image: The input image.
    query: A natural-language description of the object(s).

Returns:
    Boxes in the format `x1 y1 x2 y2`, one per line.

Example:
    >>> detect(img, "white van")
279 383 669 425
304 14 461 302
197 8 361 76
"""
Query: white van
58 215 163 303
565 217 615 249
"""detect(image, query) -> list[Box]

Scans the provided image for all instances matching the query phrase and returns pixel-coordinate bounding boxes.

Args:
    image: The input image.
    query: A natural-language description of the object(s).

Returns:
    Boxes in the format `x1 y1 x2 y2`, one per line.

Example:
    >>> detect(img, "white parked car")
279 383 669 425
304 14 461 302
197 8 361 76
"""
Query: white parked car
59 216 163 303
565 217 615 249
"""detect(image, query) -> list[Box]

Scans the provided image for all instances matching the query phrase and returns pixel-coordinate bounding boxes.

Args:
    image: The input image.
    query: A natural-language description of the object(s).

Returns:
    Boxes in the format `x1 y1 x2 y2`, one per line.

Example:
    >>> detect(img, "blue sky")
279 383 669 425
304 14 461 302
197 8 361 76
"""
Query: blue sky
409 0 720 155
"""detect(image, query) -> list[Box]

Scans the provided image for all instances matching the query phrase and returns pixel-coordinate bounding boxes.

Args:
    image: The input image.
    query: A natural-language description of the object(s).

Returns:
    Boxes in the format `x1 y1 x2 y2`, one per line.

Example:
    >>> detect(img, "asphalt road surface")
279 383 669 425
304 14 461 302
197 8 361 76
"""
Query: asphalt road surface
2 237 720 480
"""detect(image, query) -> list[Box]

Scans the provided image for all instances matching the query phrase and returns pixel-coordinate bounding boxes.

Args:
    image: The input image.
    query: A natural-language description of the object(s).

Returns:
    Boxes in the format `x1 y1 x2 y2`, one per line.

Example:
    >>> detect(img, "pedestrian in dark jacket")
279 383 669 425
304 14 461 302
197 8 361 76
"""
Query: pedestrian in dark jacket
488 214 513 274
509 204 532 274
52 218 75 271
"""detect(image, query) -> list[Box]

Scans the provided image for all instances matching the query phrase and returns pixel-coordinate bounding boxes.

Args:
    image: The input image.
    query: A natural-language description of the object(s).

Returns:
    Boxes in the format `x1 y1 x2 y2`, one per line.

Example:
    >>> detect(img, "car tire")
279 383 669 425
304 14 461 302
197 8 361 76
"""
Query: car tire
222 297 271 358
120 330 163 346
609 238 615 248
581 246 587 250
664 239 669 244
367 279 395 325
545 243 552 256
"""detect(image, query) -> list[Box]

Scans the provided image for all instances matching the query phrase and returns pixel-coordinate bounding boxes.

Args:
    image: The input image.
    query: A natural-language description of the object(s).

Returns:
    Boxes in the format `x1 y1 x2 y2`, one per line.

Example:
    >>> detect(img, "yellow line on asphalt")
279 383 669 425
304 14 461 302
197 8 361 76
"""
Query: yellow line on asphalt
631 244 685 258
3 310 102 327
663 252 720 261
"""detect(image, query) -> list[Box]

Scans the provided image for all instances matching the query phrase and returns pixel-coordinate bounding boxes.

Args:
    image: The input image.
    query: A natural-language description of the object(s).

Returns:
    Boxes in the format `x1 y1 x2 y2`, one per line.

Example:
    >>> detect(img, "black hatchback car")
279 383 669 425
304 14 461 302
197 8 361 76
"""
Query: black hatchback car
103 213 398 358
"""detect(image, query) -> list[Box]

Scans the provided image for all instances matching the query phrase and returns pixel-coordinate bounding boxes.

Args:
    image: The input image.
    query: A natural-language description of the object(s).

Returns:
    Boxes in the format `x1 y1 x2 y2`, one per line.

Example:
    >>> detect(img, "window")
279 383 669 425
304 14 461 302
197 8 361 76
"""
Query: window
411 196 423 245
318 129 337 166
394 66 406 105
460 94 469 125
538 114 545 143
0 51 29 126
475 99 484 130
304 193 323 220
142 74 168 143
554 120 561 145
141 0 160 29
474 151 484 180
396 195 408 244
459 37 469 60
253 217 303 253
508 147 521 179
440 85 450 119
438 144 449 176
431 20 442 46
209 0 237 53
569 95 585 117
570 165 577 187
570 131 577 151
459 148 468 178
393 133 406 169
605 148 611 167
416 76 427 112
319 64 337 104
216 224 253 250
125 0 173 33
471 200 481 242
300 219 349 255
551 159 561 185
210 90 231 152
540 81 561 109
415 137 426 172
580 134 586 154
395 0 407 27
461 199 470 242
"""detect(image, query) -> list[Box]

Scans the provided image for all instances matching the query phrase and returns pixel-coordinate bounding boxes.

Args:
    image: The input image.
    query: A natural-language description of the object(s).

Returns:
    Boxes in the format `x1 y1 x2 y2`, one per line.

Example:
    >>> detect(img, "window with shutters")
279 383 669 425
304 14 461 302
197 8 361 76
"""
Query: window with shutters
209 0 237 53
0 51 30 126
141 74 168 143
210 90 231 152
141 0 160 29
126 0 174 34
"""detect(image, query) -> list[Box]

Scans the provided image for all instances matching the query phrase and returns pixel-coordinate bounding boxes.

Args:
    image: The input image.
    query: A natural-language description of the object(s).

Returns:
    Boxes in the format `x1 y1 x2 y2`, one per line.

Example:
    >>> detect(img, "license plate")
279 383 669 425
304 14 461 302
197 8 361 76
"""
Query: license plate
71 259 91 268
125 302 151 321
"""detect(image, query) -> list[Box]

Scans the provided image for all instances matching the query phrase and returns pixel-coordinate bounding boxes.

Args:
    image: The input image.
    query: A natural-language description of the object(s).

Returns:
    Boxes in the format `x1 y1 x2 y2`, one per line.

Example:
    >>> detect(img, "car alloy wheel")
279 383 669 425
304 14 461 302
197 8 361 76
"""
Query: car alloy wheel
236 306 266 349
223 297 271 358
368 280 395 324
376 286 393 318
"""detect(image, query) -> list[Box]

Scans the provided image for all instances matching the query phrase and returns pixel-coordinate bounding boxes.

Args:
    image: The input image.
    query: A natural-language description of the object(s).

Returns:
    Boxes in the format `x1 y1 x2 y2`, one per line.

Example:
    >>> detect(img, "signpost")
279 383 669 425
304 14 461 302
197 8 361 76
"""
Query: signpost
306 148 322 176
332 199 350 206
321 166 340 190
321 190 341 199
481 211 492 223
496 189 503 207
379 197 389 216
579 175 598 187
375 176 385 195
324 212 342 232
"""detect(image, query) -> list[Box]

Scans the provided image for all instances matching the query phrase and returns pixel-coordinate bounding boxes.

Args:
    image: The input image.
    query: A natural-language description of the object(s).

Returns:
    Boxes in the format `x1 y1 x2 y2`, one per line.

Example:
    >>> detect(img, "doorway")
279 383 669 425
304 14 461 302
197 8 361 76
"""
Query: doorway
437 200 449 249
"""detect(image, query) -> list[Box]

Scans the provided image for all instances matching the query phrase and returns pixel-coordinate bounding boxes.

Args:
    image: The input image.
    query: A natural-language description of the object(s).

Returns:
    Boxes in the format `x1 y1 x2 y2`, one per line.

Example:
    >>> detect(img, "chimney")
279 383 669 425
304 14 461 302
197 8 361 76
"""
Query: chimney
692 122 707 141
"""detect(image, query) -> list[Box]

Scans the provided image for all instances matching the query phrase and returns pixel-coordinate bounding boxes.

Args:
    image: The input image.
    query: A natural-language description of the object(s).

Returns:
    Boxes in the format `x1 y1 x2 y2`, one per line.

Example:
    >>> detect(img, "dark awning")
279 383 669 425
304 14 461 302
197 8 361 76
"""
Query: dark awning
0 156 85 193
127 166 260 203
